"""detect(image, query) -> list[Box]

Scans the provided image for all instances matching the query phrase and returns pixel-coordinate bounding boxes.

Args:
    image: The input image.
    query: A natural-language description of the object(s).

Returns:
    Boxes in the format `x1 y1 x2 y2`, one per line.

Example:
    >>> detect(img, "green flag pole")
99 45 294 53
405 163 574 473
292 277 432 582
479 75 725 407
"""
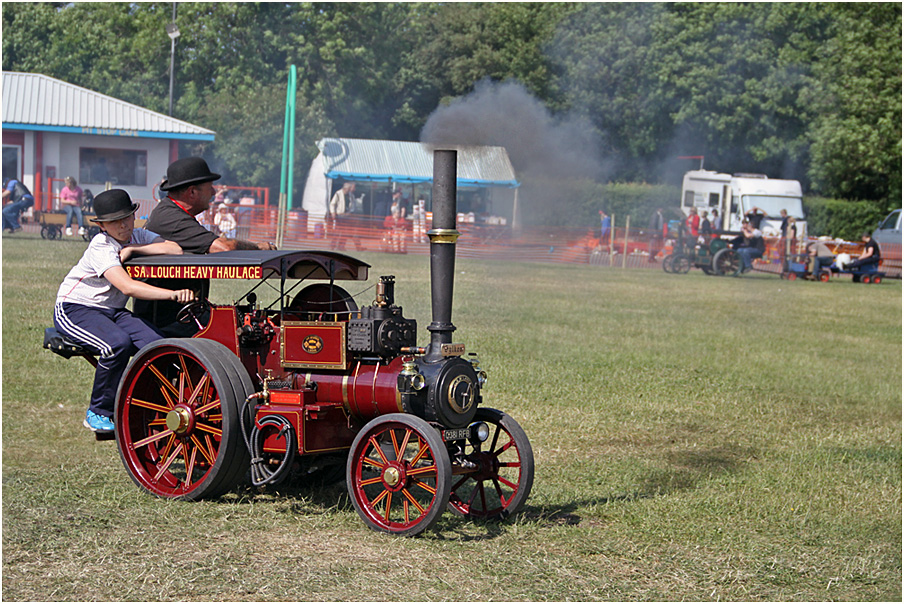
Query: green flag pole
276 65 296 249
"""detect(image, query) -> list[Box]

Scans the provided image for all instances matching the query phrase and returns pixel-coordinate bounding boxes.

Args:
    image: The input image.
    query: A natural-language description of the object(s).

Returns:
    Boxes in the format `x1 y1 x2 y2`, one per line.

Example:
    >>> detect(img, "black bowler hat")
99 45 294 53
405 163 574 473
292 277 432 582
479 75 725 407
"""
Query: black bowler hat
91 189 139 222
159 157 221 191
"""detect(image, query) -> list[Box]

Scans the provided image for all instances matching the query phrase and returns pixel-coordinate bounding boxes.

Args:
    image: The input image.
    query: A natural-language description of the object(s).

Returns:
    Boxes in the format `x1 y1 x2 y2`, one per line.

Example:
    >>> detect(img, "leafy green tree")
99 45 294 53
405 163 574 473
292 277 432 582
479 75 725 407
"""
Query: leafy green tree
806 4 902 205
398 3 573 134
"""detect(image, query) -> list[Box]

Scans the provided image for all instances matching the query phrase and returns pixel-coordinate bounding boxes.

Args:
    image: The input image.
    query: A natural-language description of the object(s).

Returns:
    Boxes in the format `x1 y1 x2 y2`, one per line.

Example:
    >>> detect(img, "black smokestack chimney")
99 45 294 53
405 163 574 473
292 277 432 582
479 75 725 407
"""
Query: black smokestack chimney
425 149 459 363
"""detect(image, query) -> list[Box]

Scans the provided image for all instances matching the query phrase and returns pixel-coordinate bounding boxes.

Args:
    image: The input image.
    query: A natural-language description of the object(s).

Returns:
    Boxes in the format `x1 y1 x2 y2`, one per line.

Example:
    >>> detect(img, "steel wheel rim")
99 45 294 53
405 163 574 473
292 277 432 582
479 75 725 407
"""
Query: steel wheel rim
349 417 449 534
448 409 533 520
117 346 227 498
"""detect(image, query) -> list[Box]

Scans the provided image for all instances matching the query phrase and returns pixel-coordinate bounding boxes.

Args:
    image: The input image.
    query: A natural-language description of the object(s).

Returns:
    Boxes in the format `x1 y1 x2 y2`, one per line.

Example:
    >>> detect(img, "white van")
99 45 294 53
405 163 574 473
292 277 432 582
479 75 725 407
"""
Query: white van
680 170 806 237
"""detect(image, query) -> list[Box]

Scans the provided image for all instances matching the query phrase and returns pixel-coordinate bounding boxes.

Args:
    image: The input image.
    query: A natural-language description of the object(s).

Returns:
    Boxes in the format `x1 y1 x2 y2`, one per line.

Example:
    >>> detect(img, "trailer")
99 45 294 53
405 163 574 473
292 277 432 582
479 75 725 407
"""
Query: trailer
680 170 806 237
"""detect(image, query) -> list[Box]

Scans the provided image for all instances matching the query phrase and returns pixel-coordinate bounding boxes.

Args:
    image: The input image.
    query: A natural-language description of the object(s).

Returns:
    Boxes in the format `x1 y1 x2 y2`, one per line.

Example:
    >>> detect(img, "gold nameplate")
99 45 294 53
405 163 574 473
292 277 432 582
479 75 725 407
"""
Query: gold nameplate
441 343 466 357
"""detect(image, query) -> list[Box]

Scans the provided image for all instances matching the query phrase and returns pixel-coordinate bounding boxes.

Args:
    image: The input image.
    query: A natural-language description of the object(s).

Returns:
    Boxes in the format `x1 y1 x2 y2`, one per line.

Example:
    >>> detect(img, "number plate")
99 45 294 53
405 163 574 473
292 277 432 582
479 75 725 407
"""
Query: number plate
442 427 470 442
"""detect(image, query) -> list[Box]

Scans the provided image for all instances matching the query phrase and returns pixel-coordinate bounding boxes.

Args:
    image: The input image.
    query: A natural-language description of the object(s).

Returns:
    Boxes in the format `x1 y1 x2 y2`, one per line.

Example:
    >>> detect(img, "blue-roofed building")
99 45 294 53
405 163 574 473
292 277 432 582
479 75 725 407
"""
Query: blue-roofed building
2 71 215 212
302 137 521 229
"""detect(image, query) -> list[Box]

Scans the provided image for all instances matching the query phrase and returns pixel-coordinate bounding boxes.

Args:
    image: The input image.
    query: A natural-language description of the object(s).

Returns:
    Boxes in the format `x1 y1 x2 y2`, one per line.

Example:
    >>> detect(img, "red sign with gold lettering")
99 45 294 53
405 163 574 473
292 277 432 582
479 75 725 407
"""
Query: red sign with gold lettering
126 265 263 280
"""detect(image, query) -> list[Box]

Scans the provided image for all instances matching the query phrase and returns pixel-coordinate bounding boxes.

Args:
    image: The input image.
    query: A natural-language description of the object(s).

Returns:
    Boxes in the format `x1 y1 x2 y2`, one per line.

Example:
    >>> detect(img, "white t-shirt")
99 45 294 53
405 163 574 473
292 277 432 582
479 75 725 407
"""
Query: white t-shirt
55 228 161 309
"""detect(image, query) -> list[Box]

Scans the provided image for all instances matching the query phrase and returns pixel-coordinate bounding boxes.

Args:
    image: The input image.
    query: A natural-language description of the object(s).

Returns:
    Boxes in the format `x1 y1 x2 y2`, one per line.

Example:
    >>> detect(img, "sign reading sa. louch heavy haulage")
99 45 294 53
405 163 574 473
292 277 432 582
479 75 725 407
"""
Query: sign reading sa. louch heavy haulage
126 265 263 280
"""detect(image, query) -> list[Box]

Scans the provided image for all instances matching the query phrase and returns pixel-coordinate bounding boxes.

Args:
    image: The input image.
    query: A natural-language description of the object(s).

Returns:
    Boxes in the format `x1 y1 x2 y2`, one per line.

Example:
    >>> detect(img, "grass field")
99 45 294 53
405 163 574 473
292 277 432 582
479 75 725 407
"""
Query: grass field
2 233 901 601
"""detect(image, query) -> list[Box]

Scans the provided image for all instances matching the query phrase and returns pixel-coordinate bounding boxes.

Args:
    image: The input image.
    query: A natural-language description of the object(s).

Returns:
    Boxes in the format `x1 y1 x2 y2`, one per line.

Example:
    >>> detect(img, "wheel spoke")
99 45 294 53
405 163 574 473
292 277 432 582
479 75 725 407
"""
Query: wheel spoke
153 441 184 482
132 429 173 450
130 398 172 414
194 395 220 415
410 441 430 466
158 432 178 462
190 433 216 465
383 492 393 521
401 488 427 514
148 364 179 401
185 442 198 479
359 475 384 487
492 477 511 505
371 488 390 507
406 464 438 477
194 421 223 438
362 455 385 470
185 374 209 408
369 436 390 464
178 354 197 397
411 477 437 495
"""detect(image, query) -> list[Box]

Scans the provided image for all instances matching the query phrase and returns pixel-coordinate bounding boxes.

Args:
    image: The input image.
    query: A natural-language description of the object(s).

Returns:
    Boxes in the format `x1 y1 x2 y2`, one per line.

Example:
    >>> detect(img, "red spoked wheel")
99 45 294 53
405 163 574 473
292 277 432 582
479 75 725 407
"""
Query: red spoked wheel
448 408 534 521
862 275 872 284
872 275 882 284
347 414 451 536
115 339 252 500
818 270 832 282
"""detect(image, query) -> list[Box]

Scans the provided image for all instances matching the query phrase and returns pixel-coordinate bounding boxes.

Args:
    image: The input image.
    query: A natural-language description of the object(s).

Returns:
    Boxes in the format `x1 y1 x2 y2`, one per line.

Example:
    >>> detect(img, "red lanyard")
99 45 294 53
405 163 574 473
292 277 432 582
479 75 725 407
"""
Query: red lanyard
168 197 192 214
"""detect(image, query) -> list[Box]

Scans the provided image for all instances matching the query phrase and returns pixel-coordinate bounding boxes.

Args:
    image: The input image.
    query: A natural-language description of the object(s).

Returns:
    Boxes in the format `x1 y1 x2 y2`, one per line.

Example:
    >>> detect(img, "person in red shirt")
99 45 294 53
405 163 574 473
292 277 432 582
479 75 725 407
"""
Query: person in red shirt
685 207 700 237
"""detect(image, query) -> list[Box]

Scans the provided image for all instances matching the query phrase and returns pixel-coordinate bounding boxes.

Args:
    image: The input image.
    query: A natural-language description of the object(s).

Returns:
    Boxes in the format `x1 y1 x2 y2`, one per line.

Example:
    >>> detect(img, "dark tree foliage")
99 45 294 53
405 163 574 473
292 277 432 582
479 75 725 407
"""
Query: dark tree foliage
2 2 900 207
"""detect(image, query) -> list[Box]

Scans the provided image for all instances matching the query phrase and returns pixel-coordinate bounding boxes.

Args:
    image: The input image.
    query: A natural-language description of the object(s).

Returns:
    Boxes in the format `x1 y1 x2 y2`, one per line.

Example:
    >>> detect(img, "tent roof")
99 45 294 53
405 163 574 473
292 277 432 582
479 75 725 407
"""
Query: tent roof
316 137 519 188
2 72 215 141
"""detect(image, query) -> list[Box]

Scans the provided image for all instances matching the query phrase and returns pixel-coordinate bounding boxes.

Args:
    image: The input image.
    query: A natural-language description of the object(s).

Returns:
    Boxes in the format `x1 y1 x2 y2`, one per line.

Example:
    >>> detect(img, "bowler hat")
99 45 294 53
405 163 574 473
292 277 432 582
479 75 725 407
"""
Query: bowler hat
91 189 139 222
159 157 221 191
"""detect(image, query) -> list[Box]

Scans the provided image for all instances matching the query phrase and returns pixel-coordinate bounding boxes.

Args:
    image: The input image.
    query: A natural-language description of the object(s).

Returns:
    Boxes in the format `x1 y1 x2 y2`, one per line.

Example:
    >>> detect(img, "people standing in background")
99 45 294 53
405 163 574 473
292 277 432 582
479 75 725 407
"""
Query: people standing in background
685 207 700 237
412 198 427 242
328 182 356 250
745 206 766 230
648 208 664 261
60 176 86 236
699 210 712 238
710 208 720 232
599 210 611 244
214 202 237 238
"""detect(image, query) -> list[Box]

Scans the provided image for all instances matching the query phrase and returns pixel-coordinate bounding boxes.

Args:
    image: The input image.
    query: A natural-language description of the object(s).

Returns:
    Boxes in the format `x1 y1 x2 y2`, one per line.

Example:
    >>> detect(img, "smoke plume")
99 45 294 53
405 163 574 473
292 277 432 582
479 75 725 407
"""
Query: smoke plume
420 79 606 182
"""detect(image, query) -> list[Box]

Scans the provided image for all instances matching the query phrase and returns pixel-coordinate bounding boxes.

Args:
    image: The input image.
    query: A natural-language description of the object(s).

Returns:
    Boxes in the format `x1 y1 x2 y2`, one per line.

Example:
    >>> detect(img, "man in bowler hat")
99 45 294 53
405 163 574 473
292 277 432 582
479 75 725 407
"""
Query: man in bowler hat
138 157 276 333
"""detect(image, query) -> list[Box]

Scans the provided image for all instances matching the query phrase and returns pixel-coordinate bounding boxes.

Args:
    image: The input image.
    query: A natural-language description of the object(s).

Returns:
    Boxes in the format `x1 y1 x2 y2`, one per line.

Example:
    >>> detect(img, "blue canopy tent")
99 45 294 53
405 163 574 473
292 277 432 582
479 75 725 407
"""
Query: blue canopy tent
301 138 520 228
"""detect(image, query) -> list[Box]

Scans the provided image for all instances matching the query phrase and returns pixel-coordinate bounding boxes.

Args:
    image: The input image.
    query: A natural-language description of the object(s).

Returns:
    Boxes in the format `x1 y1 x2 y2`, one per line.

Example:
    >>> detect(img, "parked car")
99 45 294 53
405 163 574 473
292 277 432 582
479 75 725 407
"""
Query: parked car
872 209 901 246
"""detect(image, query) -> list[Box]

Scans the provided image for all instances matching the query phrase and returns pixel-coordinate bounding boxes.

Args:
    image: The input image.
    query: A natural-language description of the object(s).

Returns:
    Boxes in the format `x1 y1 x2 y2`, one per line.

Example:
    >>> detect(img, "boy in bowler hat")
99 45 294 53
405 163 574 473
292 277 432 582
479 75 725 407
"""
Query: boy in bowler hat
53 189 194 434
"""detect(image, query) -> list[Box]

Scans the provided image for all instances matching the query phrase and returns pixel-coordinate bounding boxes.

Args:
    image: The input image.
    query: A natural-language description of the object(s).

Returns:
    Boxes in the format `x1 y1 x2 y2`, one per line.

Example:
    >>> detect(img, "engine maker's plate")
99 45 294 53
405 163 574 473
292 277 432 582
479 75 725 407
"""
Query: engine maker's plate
280 321 347 369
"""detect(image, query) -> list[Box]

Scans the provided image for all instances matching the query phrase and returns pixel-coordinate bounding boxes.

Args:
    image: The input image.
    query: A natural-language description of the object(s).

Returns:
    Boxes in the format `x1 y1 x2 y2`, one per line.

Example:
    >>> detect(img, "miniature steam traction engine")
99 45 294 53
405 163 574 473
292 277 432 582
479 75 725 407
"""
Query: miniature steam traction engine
44 150 534 536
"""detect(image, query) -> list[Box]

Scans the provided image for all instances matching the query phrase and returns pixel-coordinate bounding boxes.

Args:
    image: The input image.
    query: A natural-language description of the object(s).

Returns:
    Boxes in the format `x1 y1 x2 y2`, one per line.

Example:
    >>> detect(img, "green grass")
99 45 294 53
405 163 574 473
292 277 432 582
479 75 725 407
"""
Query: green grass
3 233 901 601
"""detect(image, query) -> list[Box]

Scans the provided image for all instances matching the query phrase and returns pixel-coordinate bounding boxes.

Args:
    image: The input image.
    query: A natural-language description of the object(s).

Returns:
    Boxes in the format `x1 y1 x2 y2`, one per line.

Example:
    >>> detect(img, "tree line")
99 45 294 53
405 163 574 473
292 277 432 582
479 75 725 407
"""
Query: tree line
3 2 900 218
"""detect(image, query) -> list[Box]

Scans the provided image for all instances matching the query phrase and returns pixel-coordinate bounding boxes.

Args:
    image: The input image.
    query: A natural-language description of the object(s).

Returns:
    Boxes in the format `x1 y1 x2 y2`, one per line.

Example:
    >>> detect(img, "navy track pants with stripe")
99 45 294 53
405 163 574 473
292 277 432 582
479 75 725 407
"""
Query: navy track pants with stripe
54 302 163 418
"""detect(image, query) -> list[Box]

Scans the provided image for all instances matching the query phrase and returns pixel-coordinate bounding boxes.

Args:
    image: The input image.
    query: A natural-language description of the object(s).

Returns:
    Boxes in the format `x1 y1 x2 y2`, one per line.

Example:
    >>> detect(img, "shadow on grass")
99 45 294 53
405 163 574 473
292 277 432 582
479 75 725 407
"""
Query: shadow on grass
215 441 755 541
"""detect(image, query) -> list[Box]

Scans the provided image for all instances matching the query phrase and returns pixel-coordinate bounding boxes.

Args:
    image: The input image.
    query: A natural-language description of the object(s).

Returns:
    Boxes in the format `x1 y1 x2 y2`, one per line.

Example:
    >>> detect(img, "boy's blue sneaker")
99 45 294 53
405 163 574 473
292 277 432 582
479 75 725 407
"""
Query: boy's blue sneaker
84 410 114 433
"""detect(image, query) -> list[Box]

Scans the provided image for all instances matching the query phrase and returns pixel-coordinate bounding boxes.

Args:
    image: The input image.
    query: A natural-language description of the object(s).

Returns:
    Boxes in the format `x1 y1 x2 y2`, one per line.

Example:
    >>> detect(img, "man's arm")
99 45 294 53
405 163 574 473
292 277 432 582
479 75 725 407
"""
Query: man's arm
209 237 275 252
120 240 183 263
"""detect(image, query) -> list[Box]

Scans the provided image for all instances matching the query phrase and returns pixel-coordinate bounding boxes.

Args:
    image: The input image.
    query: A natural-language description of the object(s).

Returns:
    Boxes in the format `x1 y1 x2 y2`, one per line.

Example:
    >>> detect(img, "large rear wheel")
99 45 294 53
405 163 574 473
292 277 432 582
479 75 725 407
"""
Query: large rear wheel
114 339 253 500
347 414 451 536
448 408 534 521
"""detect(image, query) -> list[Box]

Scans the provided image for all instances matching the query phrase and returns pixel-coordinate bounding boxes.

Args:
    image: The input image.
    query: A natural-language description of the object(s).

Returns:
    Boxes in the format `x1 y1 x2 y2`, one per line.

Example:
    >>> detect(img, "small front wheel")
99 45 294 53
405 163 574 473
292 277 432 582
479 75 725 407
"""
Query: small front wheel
448 408 534 521
672 254 691 274
347 414 452 536
661 254 675 274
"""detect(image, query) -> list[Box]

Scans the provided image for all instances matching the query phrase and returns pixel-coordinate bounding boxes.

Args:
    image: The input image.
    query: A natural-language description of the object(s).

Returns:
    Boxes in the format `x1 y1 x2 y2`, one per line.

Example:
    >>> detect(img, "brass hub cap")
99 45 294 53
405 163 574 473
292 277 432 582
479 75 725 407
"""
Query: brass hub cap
165 407 192 435
382 466 402 488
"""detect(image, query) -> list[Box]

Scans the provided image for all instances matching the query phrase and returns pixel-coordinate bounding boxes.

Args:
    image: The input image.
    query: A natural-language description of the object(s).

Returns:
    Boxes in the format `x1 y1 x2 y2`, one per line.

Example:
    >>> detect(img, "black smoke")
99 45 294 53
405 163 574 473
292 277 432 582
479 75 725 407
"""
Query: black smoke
420 79 607 182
